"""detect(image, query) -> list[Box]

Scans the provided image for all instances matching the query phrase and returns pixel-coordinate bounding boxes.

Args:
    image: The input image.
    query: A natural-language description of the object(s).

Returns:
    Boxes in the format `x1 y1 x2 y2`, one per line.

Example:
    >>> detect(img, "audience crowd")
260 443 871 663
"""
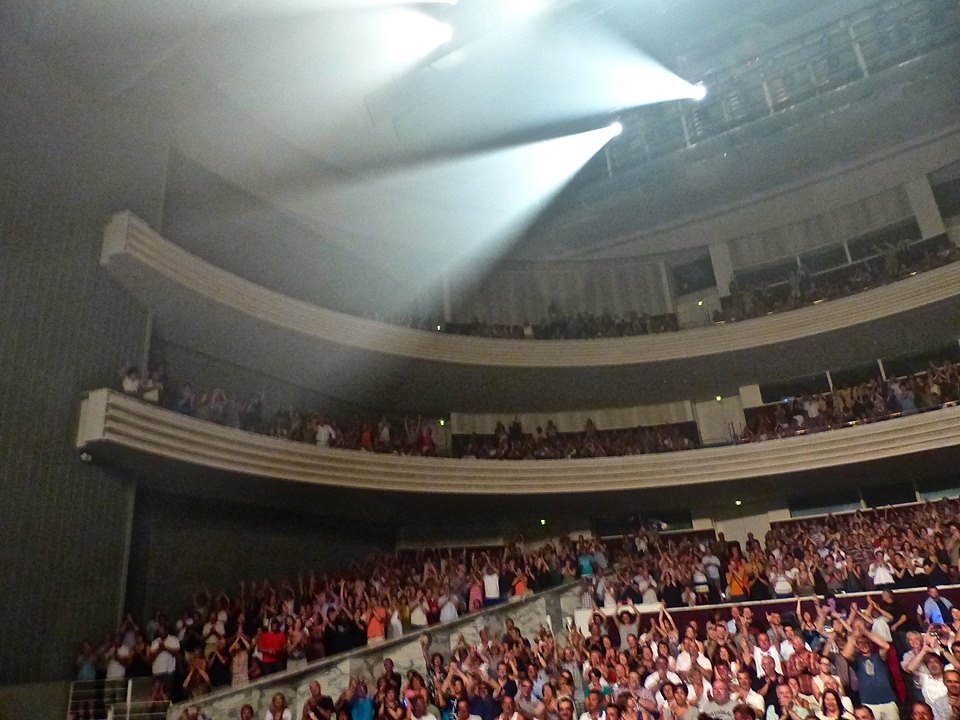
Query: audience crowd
740 360 960 443
75 499 960 720
370 237 958 340
119 357 960 464
445 309 681 341
72 535 613 715
723 238 960 324
118 365 441 456
138 499 960 720
455 418 697 460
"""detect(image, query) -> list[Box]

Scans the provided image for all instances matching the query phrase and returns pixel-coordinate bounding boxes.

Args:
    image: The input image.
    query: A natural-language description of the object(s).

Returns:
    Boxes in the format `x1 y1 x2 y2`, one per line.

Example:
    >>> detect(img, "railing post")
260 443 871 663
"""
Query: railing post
847 20 870 77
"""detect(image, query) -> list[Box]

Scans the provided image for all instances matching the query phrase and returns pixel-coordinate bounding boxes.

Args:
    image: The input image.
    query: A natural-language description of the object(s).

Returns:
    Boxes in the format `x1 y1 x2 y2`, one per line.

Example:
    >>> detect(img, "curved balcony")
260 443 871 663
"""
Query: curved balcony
101 212 960 411
78 389 960 496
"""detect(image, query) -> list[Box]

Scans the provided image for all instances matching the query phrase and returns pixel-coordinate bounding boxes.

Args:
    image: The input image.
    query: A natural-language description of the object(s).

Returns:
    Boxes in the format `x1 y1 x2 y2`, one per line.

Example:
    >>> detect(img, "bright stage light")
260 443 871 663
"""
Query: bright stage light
501 0 548 21
313 124 623 274
381 11 453 66
527 123 625 191
691 83 707 101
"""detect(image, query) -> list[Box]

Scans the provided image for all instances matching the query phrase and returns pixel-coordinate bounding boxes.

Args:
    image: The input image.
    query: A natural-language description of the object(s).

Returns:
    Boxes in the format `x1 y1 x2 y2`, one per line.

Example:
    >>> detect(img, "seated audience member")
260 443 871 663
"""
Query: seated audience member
903 637 960 711
304 681 336 720
929 669 960 720
910 703 934 720
268 693 294 720
702 680 738 720
765 683 810 720
816 689 854 720
578 691 605 720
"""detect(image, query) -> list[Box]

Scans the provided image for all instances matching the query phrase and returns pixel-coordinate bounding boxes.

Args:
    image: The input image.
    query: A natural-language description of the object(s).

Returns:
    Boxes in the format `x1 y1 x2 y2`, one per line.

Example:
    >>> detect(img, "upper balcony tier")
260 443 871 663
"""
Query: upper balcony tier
78 388 960 498
102 212 960 411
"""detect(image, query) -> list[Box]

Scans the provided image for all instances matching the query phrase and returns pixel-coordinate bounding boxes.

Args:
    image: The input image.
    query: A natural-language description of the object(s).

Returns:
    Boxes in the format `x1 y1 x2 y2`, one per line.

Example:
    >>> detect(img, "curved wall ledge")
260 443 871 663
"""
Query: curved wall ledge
78 389 960 496
104 211 960 369
101 212 960 411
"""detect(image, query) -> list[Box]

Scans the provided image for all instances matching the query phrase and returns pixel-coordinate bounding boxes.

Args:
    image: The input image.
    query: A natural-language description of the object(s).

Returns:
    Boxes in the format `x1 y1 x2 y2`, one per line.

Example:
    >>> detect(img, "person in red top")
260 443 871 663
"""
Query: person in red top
366 602 388 645
259 620 287 676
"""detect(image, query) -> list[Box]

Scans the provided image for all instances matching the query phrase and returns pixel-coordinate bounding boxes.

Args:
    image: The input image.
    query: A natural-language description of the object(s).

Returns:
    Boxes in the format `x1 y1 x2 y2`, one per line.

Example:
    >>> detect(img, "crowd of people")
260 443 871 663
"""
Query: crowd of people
367 307 681 340
740 360 960 443
370 237 959 340
440 310 682 341
75 499 960 719
722 238 960 324
147 499 960 720
118 366 441 456
72 535 614 715
597 501 960 612
454 419 697 460
117 350 960 466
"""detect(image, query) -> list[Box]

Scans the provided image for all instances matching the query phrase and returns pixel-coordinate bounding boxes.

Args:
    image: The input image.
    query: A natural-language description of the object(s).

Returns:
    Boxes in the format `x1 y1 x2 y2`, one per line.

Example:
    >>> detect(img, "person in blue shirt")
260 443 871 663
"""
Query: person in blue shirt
842 625 899 720
338 678 375 720
923 587 954 627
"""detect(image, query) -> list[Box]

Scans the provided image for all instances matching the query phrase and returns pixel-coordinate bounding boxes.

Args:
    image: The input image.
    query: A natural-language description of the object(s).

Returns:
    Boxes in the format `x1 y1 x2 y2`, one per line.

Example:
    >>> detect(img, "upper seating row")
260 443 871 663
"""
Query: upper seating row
101 212 960 371
76 388 960 495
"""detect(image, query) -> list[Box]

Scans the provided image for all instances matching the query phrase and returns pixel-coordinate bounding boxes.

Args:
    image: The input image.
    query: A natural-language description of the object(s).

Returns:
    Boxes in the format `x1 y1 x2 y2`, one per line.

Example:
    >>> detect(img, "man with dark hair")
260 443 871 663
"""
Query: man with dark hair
470 680 499 720
912 702 935 720
259 619 287 676
456 698 482 720
924 588 954 627
579 690 605 720
843 625 898 720
381 659 403 691
733 705 758 720
498 695 522 720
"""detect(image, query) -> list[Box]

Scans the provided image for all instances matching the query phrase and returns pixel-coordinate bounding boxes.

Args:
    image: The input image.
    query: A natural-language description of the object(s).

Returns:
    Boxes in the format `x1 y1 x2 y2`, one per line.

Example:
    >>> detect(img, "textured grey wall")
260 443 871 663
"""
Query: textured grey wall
159 151 442 320
126 490 393 621
0 38 168 682
153 341 366 420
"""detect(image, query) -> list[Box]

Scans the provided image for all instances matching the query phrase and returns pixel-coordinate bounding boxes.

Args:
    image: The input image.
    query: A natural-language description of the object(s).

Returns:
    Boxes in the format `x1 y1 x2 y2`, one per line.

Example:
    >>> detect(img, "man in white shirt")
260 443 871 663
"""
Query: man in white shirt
516 679 545 720
645 657 681 692
455 699 482 720
734 670 766 714
103 634 130 705
754 633 783 674
578 691 605 720
765 684 809 720
780 626 811 662
316 418 336 447
483 565 502 606
702 680 738 720
150 625 181 680
409 697 438 720
703 552 722 595
676 637 713 679
905 647 955 708
869 551 896 588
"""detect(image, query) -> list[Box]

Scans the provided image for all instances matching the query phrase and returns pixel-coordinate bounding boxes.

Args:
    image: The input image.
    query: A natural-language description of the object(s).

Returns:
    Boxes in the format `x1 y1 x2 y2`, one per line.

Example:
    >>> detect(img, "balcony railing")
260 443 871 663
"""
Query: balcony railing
102 212 960 369
78 389 960 494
